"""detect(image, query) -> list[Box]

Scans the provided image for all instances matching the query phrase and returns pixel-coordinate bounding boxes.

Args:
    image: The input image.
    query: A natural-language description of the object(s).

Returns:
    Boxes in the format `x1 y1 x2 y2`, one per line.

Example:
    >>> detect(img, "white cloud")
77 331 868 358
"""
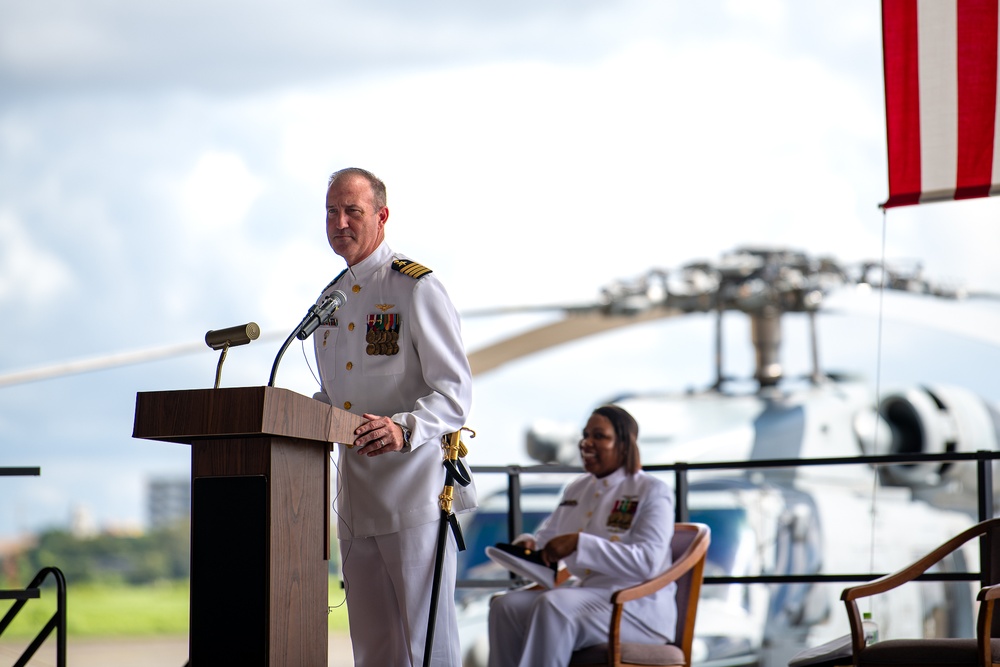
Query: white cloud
0 0 679 95
267 24 996 325
0 12 118 73
258 237 340 328
177 151 264 232
724 0 789 30
0 209 74 305
876 197 1000 293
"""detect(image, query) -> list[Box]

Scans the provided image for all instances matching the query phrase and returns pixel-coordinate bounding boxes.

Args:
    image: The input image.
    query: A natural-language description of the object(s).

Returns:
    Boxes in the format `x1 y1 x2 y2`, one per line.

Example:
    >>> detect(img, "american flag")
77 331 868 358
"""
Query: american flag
882 0 1000 208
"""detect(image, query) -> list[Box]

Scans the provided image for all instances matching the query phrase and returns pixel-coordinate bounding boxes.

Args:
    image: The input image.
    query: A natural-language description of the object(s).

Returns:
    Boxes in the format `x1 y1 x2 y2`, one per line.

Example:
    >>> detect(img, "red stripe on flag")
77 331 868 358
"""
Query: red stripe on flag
955 0 999 200
882 0 923 208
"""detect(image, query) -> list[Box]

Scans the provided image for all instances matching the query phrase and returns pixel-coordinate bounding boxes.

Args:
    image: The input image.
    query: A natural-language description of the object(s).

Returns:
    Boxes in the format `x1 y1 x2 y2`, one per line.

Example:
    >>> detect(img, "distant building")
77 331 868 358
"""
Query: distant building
147 477 191 530
69 504 97 538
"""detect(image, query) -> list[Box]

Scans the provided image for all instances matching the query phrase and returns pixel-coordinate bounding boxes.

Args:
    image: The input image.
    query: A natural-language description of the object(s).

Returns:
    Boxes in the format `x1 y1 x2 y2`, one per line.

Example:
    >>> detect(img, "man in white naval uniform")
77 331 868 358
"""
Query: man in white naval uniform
488 405 675 667
313 167 474 666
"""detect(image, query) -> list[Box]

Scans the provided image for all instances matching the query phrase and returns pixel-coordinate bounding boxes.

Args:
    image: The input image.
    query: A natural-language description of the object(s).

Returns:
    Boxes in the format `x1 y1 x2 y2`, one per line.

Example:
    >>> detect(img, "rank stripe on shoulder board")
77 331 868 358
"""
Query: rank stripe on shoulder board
392 259 433 279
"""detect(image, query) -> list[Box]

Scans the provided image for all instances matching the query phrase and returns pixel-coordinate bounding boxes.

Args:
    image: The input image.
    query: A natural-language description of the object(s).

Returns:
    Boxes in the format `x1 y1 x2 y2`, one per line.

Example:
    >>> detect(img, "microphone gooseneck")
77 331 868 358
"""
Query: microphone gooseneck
268 290 348 387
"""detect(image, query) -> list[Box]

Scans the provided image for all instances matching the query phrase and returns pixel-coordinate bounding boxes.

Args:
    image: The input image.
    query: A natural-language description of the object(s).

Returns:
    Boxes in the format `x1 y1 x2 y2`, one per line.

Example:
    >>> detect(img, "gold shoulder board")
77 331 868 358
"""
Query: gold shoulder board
391 259 433 279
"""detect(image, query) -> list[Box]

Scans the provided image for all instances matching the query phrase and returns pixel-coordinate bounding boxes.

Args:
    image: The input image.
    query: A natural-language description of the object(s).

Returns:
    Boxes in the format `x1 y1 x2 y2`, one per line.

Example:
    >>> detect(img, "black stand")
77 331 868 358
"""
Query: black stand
423 432 473 667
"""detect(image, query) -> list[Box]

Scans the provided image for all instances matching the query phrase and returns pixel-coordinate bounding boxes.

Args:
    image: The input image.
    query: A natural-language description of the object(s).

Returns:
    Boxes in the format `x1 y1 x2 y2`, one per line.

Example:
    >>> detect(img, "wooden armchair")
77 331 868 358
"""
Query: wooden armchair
568 522 711 667
840 517 1000 667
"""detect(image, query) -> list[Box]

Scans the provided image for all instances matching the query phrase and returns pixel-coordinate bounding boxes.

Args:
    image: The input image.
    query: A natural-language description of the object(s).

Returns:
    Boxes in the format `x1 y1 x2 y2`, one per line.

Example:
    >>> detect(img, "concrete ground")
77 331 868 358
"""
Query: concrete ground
0 633 355 666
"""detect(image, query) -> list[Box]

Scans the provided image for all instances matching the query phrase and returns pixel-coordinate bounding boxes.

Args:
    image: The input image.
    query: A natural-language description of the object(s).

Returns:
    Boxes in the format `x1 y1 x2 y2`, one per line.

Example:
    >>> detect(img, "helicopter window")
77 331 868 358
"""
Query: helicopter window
689 508 753 576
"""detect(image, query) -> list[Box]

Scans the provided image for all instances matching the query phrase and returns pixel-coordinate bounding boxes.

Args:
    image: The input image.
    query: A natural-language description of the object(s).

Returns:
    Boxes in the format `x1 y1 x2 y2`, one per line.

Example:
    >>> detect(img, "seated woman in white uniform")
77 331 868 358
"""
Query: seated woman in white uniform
487 404 676 667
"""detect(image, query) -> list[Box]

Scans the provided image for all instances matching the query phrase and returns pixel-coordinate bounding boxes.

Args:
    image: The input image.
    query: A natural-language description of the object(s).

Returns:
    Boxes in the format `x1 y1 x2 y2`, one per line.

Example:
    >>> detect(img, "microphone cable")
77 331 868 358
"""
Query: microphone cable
328 445 353 611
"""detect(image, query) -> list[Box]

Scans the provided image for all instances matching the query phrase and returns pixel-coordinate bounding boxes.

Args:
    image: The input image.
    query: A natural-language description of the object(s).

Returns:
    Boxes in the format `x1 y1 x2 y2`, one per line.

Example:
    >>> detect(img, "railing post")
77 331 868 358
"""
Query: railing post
1 567 67 667
506 466 523 543
54 567 66 667
675 462 689 523
978 451 998 592
978 450 994 523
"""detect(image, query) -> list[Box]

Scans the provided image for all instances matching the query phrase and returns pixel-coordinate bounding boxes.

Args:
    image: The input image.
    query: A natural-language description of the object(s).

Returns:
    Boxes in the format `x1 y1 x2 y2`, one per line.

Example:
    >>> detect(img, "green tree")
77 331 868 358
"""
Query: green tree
16 520 190 586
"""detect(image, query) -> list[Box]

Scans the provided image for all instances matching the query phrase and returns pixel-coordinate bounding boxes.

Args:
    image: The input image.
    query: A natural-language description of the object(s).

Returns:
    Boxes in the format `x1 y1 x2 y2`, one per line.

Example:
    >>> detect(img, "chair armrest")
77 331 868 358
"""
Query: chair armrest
612 525 710 605
842 556 942 602
976 583 1000 638
842 519 1000 603
978 584 1000 603
840 518 1000 659
976 583 1000 665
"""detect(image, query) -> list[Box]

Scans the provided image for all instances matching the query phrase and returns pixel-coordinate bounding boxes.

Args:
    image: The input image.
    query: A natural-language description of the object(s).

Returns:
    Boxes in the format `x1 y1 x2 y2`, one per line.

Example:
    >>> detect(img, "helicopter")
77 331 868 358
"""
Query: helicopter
453 246 1000 667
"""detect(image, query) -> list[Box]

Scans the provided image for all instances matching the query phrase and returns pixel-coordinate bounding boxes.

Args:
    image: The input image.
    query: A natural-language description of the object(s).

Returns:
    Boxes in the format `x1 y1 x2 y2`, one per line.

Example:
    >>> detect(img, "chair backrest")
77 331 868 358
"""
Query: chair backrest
671 523 710 660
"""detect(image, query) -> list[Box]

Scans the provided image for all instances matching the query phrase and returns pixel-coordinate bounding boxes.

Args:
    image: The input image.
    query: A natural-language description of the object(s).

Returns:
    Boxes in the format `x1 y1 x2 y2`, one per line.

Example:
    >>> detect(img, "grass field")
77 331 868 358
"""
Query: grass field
0 579 351 638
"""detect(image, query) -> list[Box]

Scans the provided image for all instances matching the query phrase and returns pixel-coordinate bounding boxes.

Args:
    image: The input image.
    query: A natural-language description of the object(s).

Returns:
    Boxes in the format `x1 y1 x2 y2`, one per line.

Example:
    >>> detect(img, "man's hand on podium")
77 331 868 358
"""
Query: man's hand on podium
355 414 405 457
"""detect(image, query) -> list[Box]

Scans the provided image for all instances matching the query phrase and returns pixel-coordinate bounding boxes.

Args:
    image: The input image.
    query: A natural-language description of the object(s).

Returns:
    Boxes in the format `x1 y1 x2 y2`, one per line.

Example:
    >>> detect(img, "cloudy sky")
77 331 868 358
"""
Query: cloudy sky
1 0 1000 540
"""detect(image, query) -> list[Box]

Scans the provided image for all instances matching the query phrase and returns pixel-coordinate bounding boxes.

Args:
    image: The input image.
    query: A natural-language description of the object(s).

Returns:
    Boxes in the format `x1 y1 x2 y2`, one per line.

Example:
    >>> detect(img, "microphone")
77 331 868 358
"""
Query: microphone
294 290 347 341
269 289 348 387
205 322 261 350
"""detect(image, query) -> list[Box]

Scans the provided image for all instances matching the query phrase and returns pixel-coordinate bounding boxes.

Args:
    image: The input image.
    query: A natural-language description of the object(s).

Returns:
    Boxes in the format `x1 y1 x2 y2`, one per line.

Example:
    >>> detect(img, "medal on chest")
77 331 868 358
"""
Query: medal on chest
606 495 640 532
366 313 401 356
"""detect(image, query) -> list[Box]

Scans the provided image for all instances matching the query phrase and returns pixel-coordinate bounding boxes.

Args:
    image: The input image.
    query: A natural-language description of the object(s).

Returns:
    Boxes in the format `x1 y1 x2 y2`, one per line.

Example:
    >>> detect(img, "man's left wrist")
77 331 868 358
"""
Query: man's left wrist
396 422 411 450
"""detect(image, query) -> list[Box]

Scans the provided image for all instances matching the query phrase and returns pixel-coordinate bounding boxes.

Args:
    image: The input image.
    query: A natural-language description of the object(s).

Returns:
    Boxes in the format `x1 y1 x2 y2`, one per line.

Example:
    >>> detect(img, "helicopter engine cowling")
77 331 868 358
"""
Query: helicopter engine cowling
525 419 581 464
878 385 1000 490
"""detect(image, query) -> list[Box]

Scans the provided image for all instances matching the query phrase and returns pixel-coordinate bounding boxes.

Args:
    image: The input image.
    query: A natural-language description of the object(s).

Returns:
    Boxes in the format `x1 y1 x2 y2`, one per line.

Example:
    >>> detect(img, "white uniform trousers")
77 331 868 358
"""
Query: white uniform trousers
340 521 460 667
487 586 667 667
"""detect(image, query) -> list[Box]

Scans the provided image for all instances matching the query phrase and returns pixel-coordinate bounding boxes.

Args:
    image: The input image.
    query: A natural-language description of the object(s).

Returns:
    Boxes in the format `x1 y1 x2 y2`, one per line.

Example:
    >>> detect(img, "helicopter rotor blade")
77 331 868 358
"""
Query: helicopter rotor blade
0 342 209 388
0 331 287 389
468 306 683 376
461 302 599 318
966 290 1000 301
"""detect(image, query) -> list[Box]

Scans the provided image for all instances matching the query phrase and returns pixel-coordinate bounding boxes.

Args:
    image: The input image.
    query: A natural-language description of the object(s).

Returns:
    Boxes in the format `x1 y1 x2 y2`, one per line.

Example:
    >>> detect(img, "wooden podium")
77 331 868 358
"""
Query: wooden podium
133 386 363 667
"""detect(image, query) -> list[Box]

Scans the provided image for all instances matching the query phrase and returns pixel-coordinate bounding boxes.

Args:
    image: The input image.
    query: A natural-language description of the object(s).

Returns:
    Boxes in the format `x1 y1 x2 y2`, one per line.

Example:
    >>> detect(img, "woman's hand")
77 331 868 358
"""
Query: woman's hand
513 536 537 550
541 533 579 566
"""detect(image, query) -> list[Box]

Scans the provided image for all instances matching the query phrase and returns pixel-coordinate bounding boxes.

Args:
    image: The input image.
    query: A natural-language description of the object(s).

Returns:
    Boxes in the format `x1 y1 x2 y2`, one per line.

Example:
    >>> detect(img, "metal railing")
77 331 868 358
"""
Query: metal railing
0 469 40 479
462 450 1000 590
0 566 67 667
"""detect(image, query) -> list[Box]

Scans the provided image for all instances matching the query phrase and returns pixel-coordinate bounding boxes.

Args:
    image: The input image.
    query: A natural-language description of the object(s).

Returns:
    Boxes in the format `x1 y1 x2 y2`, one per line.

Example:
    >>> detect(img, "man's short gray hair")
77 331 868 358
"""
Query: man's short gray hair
328 168 387 210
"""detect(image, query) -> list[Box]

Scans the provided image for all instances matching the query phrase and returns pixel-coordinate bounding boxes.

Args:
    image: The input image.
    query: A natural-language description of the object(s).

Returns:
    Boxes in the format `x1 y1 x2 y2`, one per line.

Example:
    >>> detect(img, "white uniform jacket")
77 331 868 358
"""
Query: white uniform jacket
533 468 676 635
314 241 475 538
